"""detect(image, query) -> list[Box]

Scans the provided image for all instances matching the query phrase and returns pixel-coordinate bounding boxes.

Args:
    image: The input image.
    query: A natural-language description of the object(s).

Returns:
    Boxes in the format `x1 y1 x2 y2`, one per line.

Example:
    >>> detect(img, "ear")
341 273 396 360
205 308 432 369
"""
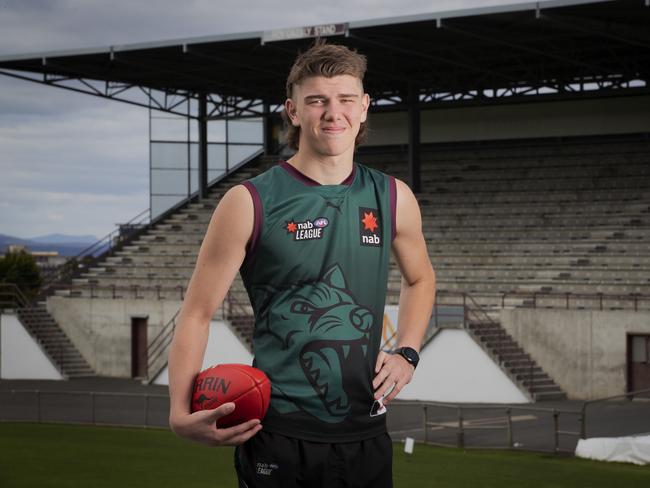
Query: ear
284 98 300 127
322 264 347 290
360 93 370 123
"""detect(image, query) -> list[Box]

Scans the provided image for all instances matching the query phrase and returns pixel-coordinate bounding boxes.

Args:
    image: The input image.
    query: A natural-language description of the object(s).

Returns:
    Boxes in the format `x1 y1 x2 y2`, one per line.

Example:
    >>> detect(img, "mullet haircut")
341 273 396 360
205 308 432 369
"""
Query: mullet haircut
283 40 368 150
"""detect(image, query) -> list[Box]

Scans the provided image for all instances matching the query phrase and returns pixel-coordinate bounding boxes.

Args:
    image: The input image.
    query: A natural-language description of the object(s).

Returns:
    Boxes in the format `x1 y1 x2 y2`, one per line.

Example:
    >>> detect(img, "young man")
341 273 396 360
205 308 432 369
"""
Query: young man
168 42 435 487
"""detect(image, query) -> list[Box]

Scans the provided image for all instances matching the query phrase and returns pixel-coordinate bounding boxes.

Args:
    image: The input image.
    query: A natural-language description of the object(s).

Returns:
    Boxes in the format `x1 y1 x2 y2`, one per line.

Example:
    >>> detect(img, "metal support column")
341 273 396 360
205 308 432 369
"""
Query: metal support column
263 102 274 155
408 83 421 193
198 92 208 199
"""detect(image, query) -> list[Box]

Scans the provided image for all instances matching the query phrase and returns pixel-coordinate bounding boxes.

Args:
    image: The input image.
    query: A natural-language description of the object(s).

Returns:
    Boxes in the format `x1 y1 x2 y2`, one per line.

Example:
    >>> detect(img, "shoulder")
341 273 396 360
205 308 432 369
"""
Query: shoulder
214 184 254 223
392 177 422 228
393 177 414 199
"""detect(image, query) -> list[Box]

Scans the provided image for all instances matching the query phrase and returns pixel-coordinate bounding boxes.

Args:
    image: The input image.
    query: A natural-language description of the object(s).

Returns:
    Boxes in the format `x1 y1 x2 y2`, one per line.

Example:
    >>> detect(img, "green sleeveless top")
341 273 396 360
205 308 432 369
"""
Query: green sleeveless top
240 160 396 442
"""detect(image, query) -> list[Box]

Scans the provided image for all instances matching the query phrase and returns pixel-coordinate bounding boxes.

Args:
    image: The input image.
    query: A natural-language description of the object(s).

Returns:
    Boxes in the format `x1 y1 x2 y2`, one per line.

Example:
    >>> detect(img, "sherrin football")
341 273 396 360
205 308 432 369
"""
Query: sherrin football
191 363 271 428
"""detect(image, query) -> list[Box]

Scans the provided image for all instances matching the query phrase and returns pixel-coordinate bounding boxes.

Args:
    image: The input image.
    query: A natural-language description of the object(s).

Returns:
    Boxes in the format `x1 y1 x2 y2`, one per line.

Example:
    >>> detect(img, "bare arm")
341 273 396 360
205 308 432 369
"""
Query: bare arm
373 178 436 403
168 184 262 446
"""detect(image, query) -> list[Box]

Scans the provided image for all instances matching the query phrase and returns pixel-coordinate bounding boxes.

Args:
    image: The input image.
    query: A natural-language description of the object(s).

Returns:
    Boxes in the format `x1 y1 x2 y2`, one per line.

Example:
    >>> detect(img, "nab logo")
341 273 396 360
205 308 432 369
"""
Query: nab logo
285 217 329 241
359 207 382 247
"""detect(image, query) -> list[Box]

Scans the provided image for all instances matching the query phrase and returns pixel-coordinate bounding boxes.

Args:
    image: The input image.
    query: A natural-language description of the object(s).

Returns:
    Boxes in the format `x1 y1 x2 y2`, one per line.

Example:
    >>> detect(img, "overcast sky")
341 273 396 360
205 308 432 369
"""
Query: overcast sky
0 0 542 241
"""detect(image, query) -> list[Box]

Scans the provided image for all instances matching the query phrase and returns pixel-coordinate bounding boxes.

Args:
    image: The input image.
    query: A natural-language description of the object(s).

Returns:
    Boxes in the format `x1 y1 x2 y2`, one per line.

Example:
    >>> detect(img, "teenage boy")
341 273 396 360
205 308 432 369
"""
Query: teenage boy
168 41 435 487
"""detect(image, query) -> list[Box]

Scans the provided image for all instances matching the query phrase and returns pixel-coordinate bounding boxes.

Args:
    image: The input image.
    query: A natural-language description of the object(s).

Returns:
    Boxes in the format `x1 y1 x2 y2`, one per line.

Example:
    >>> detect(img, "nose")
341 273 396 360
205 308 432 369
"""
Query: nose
349 307 373 332
322 99 343 121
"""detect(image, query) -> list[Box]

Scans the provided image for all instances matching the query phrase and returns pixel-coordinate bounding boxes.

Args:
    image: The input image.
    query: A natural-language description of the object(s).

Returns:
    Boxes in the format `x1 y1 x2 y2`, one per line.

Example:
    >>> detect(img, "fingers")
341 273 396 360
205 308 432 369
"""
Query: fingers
373 354 414 402
200 403 263 446
383 379 405 404
375 350 388 374
372 363 391 392
215 419 262 446
209 402 236 419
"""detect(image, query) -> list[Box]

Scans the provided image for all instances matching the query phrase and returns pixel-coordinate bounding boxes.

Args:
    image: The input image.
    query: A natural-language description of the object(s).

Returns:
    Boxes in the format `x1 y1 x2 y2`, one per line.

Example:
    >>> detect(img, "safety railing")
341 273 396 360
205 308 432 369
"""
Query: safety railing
4 388 649 453
47 283 188 300
146 309 181 381
392 388 650 455
498 290 650 311
420 402 582 454
37 208 151 297
0 389 169 429
0 283 30 310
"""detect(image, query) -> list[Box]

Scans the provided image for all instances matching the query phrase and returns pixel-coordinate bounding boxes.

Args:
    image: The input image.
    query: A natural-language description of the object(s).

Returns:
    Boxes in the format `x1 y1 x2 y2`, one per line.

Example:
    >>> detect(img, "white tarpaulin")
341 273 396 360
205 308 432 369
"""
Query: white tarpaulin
575 435 650 466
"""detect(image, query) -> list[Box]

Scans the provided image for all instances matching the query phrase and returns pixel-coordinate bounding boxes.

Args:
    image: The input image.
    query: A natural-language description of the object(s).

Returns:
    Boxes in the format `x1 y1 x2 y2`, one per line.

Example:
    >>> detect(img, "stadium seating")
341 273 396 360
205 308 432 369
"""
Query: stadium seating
45 135 649 394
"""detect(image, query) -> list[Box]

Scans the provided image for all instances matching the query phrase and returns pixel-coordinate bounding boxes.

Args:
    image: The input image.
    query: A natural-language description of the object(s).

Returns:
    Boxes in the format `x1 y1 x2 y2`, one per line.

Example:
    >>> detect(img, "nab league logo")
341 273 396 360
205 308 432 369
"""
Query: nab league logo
286 217 329 241
359 207 382 247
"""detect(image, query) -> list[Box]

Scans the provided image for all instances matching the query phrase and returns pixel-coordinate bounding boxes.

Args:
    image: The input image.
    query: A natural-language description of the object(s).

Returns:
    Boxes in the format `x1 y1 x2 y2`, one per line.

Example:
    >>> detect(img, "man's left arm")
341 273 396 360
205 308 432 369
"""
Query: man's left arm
373 178 436 403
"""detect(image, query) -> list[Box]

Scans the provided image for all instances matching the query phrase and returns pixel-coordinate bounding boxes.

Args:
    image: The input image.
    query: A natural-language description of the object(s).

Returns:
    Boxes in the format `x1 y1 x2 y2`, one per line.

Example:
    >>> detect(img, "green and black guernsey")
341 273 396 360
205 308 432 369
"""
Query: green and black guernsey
240 160 397 442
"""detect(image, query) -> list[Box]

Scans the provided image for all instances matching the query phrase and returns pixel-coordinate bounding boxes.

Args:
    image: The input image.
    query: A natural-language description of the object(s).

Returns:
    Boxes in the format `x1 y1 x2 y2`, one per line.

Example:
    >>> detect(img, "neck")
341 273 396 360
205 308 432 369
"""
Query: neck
287 147 355 185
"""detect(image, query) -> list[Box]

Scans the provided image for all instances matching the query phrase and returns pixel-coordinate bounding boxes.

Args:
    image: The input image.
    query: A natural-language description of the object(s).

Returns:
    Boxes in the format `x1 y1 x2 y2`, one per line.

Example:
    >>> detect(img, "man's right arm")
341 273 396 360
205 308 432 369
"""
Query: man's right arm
167 184 262 446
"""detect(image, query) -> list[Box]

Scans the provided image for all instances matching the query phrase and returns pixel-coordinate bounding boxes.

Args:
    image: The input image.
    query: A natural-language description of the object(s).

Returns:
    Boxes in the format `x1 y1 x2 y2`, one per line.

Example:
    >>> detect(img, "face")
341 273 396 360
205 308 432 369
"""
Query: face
285 74 370 158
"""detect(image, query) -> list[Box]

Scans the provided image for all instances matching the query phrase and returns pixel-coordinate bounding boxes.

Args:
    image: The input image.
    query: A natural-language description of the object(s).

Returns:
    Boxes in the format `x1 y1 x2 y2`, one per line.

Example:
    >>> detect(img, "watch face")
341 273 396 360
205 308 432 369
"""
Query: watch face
403 347 418 363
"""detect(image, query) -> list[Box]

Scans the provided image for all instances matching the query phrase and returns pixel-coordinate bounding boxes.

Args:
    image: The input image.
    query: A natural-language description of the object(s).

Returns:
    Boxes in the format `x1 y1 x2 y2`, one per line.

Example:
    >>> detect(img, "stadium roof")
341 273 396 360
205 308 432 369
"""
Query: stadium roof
0 0 648 118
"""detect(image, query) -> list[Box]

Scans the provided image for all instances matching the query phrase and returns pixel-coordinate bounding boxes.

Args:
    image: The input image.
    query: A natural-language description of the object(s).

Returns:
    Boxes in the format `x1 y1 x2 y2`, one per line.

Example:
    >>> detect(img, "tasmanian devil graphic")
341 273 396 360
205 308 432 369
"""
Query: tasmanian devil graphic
260 264 374 423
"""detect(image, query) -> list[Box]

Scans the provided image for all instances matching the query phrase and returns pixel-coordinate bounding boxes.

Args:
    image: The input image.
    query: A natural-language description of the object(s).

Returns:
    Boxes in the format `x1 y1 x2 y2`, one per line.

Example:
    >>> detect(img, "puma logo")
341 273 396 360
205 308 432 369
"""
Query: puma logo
325 201 342 213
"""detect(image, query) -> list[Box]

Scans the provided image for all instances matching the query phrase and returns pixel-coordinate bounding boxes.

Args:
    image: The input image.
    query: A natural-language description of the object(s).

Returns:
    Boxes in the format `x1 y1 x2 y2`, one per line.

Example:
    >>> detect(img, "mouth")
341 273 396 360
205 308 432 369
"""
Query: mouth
300 336 369 416
321 126 346 135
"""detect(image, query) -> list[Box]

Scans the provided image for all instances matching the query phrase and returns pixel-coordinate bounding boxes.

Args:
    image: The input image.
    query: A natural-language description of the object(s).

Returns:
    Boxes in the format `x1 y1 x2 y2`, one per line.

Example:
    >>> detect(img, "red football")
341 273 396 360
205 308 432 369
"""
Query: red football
191 363 271 428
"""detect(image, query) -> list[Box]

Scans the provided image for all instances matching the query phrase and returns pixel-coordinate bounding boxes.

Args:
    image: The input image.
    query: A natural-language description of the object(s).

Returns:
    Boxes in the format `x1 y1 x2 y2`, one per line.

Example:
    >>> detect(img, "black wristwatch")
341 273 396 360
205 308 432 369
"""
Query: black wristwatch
392 347 419 370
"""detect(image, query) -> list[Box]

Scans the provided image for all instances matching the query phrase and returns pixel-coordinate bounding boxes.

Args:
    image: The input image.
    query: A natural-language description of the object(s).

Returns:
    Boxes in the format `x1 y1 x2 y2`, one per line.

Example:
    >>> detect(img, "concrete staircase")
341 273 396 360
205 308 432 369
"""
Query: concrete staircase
467 319 566 401
16 305 94 378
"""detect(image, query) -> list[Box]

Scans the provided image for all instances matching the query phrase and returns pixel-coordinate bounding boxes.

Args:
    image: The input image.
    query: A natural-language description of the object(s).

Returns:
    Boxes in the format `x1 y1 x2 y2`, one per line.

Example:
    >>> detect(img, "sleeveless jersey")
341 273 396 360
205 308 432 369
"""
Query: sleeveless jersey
239 160 396 442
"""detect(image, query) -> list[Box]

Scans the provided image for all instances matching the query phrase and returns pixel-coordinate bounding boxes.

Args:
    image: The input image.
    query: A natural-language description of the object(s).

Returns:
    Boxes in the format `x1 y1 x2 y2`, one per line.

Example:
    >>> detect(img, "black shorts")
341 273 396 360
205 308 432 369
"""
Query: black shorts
234 430 393 488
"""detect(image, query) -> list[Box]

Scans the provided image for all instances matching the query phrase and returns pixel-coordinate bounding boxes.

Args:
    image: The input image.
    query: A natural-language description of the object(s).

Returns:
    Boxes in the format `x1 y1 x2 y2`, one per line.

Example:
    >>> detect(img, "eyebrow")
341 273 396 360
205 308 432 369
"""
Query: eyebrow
304 93 360 102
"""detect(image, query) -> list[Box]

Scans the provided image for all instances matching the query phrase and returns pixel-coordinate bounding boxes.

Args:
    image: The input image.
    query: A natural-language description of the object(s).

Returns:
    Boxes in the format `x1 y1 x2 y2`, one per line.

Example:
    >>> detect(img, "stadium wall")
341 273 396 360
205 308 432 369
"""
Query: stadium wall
366 95 650 145
46 297 182 377
152 319 253 385
400 328 530 403
500 309 650 400
0 313 63 380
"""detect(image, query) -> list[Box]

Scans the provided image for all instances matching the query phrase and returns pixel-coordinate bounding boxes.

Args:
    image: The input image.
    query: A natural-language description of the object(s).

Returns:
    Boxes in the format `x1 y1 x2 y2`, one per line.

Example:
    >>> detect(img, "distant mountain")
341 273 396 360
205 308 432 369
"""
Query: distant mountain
0 234 31 247
0 233 102 257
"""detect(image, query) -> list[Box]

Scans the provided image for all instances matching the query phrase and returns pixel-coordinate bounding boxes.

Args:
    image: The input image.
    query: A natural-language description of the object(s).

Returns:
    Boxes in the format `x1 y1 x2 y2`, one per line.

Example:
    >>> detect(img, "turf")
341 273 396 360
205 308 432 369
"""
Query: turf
1 422 648 487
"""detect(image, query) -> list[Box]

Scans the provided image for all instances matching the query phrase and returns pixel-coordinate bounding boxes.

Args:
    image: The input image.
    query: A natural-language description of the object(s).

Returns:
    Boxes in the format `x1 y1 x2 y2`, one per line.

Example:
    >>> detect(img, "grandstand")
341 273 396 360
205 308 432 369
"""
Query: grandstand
1 0 649 406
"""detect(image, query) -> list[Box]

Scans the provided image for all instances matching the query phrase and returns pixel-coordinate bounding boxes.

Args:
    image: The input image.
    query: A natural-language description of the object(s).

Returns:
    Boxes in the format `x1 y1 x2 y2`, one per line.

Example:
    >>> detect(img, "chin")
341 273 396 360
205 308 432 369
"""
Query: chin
317 141 355 158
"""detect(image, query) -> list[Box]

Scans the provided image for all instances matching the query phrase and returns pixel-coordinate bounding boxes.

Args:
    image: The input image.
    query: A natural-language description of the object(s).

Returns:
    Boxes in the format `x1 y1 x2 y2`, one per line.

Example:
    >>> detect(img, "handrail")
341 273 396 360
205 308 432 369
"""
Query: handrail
47 283 188 300
499 290 650 311
142 287 254 382
582 387 650 406
429 290 650 312
146 309 181 379
0 283 31 309
33 149 266 307
37 207 152 298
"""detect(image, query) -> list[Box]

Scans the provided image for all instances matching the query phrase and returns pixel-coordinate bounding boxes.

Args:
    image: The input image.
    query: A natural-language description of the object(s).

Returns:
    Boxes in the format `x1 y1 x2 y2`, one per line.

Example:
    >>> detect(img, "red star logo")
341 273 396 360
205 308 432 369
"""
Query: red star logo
286 221 297 233
361 212 378 232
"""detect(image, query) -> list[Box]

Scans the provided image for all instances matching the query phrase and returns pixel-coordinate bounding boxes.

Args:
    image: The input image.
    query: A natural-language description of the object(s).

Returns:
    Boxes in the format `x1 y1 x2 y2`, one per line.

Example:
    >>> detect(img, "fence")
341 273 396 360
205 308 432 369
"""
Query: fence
389 388 650 454
2 387 649 454
0 389 170 429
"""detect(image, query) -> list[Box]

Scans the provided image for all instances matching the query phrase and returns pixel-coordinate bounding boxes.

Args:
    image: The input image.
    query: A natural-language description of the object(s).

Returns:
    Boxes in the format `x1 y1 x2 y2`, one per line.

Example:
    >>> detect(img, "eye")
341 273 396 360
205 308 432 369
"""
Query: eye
291 300 316 314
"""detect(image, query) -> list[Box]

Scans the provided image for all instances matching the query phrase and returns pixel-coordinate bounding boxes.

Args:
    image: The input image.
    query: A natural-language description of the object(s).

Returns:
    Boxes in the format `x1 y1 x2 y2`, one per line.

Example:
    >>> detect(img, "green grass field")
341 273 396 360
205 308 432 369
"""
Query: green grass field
1 422 648 487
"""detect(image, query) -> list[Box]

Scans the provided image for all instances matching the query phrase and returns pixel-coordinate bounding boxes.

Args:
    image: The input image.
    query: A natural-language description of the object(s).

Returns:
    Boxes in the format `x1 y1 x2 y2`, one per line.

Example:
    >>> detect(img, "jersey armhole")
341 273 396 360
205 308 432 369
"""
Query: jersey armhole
389 176 397 242
241 181 263 259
